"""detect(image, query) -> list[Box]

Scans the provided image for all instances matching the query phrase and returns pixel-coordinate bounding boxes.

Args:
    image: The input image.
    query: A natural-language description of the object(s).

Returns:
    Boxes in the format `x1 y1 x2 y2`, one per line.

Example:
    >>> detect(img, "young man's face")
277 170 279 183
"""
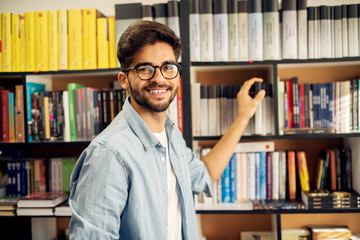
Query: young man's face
125 41 179 113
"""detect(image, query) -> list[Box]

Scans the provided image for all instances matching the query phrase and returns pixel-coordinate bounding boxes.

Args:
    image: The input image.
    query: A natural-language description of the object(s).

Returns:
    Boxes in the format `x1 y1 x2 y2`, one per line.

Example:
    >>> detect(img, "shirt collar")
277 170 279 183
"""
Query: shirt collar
122 97 175 151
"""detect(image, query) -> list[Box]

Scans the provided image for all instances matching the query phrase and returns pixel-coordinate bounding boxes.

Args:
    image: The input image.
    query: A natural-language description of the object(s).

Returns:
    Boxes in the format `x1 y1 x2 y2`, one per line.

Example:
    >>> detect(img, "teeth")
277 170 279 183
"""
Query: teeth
149 89 166 94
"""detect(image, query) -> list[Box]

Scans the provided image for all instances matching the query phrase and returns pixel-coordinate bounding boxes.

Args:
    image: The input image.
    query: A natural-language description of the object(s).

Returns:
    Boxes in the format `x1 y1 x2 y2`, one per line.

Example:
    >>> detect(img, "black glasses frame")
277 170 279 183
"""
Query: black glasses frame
124 63 181 81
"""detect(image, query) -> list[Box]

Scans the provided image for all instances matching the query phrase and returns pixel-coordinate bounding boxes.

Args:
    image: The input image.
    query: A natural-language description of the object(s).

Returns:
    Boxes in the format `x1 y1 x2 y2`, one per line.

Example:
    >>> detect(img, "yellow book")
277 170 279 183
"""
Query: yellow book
82 9 104 69
68 9 82 70
48 10 58 71
58 9 68 70
43 93 50 140
108 16 117 68
35 11 48 71
25 12 35 72
2 12 12 72
11 14 21 72
20 14 25 72
96 18 109 69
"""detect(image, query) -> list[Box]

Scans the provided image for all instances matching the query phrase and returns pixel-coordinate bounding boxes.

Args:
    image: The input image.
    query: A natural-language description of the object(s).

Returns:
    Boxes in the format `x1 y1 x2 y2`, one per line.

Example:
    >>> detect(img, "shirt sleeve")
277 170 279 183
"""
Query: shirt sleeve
69 143 128 239
183 142 213 197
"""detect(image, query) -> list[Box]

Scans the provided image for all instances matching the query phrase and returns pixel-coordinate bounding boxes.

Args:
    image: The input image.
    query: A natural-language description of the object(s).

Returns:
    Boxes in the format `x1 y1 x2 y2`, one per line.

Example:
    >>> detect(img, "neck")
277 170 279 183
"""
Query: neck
130 99 167 133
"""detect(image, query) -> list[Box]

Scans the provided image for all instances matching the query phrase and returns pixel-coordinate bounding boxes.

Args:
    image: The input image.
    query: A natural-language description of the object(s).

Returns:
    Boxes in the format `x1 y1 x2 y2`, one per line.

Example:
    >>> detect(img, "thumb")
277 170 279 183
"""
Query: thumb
254 89 266 102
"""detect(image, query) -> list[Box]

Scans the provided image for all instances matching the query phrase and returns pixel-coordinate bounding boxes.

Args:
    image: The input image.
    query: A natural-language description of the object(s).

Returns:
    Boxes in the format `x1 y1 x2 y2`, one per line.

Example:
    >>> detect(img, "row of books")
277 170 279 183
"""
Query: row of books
191 83 274 137
30 85 127 142
3 157 76 197
301 190 360 209
195 144 354 209
189 0 360 62
0 192 70 216
0 86 25 143
278 78 360 135
0 9 117 72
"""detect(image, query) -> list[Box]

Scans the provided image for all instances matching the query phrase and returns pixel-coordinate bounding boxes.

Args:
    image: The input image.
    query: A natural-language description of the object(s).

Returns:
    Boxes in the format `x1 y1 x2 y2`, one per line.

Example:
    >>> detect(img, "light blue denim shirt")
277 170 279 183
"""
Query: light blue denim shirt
69 98 212 240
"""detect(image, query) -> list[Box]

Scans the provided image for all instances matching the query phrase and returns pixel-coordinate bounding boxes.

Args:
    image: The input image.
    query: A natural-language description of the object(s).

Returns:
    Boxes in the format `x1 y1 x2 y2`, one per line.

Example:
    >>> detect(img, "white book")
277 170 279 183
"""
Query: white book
228 0 239 61
233 141 275 153
334 6 343 58
142 5 153 21
247 153 256 201
235 153 241 203
62 91 70 142
239 152 247 202
314 6 321 59
200 85 209 136
282 0 297 59
167 1 181 62
208 85 217 136
200 0 214 61
271 151 280 200
297 0 307 59
238 1 248 61
320 6 332 58
279 151 287 199
263 0 280 60
308 7 316 59
17 208 54 216
191 83 201 136
342 5 349 57
248 0 263 61
213 0 229 61
255 152 260 200
190 0 201 62
277 79 285 135
347 4 359 57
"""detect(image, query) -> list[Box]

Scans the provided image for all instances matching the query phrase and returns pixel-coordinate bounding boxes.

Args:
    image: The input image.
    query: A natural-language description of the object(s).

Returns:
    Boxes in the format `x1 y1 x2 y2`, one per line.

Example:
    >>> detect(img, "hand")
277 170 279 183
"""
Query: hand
236 78 266 122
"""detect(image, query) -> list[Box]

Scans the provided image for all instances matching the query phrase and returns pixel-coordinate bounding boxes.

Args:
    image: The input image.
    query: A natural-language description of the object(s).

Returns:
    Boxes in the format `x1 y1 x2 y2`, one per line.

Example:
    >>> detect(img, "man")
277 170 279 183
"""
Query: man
69 21 265 239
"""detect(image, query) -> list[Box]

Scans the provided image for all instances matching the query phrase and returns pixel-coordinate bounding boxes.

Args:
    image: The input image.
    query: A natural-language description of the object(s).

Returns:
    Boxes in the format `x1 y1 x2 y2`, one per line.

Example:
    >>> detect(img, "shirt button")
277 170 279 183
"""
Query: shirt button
161 157 165 162
165 189 167 193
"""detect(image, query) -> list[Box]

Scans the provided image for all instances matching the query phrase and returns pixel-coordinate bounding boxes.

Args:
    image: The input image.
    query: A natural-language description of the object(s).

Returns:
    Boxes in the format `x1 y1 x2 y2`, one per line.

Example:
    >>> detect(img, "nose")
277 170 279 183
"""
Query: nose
150 66 165 83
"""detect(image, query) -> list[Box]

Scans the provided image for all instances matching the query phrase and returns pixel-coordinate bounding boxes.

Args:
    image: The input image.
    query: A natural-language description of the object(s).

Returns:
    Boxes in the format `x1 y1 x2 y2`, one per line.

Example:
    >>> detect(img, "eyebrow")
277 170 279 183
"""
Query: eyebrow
135 60 177 66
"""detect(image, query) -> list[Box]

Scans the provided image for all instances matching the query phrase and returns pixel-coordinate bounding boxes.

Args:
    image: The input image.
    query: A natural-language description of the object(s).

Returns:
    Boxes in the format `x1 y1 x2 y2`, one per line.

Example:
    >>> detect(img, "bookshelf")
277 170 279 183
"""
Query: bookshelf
1 0 360 239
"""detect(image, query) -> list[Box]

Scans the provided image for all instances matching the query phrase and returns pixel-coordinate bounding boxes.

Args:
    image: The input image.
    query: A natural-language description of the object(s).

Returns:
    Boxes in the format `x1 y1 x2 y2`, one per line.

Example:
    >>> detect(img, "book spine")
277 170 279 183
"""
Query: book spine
2 13 12 72
248 0 263 61
287 151 296 200
108 17 117 68
48 10 58 71
297 0 307 59
58 9 68 70
347 4 359 57
15 85 25 142
190 0 201 62
97 18 109 69
11 14 21 72
82 9 98 69
200 0 214 61
263 0 280 60
35 11 49 71
238 0 248 61
282 0 297 59
68 9 83 70
296 151 310 192
228 0 239 61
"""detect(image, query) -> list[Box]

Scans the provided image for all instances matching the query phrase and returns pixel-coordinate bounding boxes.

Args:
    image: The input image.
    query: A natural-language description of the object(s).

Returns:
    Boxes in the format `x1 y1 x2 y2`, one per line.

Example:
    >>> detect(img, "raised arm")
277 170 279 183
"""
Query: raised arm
202 78 266 182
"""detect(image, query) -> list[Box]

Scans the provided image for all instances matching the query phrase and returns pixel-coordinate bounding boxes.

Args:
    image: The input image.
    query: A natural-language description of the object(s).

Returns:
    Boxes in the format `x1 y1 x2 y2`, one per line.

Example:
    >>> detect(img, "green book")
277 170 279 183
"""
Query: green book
67 83 84 141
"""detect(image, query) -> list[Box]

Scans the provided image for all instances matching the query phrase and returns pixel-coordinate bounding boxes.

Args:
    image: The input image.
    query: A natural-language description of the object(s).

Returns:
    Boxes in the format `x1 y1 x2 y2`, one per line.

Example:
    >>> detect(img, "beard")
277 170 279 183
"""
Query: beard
128 81 177 112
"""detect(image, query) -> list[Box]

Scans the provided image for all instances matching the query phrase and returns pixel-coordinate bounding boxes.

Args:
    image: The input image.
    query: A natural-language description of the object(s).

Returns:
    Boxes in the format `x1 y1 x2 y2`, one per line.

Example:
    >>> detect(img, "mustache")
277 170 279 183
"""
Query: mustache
143 83 173 90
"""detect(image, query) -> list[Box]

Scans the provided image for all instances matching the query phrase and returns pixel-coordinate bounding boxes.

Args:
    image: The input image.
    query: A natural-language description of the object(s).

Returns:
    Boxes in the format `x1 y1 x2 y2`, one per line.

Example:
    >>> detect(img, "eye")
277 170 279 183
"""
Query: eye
162 64 176 71
138 65 154 73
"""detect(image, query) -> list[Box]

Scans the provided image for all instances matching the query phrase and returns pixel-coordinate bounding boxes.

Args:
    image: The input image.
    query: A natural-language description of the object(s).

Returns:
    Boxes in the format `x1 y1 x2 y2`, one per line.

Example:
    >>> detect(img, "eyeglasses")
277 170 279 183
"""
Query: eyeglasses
124 63 181 81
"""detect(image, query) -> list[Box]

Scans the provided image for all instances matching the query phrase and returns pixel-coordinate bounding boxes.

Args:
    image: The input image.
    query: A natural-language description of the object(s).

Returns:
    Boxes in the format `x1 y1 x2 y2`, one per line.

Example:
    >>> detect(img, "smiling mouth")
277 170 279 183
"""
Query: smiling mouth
147 89 167 94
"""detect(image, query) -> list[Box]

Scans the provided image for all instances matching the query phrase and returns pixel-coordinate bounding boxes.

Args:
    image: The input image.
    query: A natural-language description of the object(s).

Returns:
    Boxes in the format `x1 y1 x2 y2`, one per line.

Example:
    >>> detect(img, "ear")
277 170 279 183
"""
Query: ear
118 72 129 90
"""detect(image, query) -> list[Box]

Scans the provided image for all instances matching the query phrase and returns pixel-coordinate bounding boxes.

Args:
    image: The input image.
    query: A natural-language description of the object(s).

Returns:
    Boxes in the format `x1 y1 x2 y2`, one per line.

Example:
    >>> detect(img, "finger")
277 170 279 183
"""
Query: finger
254 89 266 102
241 77 263 92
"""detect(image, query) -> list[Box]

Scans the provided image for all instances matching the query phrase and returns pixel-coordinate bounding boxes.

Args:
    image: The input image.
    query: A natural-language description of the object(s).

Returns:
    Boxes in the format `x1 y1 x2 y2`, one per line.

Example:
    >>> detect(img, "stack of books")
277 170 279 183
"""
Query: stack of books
0 197 19 216
16 192 68 216
301 190 360 209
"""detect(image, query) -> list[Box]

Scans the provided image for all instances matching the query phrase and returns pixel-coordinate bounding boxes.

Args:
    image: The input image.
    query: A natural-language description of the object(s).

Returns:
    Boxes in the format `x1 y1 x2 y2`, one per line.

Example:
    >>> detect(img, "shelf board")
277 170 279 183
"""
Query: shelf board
0 68 120 77
193 132 360 141
196 208 360 215
191 57 360 67
0 141 90 147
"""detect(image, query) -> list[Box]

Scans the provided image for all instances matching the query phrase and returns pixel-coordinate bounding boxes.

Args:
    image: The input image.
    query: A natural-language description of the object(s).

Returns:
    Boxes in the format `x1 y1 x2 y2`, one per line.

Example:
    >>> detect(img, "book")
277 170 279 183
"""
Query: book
153 3 168 25
58 9 68 70
189 0 201 62
1 13 11 72
233 141 274 153
287 151 296 200
296 151 310 192
238 0 248 61
34 11 48 71
281 229 310 240
142 5 153 21
297 0 307 59
15 85 25 143
320 6 331 58
213 0 228 61
263 0 280 60
247 0 263 61
199 0 214 61
19 14 25 72
48 10 58 71
308 7 316 59
97 17 109 69
282 0 297 59
240 231 275 240
107 16 117 69
11 14 21 72
67 83 84 141
82 9 104 69
347 4 359 57
334 6 343 58
228 0 239 61
341 5 348 57
115 3 142 67
68 9 82 70
0 197 18 211
17 192 68 208
167 1 181 38
54 200 71 216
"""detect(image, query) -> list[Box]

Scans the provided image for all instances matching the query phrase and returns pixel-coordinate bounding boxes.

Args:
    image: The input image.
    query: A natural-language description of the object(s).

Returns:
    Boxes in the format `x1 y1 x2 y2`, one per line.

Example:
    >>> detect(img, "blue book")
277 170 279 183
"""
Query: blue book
8 92 15 142
26 82 46 142
327 83 334 129
229 154 236 203
221 161 231 203
259 152 267 200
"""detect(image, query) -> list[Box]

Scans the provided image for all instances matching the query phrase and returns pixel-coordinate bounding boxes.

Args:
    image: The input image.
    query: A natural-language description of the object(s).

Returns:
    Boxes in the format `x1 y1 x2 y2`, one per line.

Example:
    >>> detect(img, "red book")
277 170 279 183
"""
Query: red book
287 151 296 200
266 152 272 200
1 90 10 142
177 76 184 134
298 83 305 128
17 192 68 208
286 80 294 128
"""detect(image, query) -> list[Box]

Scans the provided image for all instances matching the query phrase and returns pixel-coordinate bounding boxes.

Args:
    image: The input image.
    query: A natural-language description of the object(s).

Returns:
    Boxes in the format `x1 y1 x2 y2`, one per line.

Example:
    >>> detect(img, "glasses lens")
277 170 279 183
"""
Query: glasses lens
137 65 155 80
161 64 179 79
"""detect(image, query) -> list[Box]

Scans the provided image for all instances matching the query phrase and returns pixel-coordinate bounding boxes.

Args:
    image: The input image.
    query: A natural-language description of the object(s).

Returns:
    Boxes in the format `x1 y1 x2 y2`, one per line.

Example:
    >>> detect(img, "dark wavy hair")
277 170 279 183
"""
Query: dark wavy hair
117 21 182 72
